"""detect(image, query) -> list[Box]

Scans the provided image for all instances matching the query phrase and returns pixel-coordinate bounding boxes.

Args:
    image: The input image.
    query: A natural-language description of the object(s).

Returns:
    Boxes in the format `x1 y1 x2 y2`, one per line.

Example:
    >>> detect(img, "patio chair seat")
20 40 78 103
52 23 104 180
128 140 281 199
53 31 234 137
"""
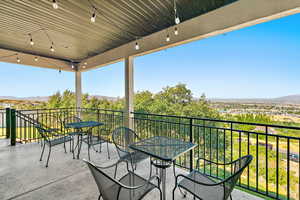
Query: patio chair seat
82 135 107 145
68 131 83 136
178 170 224 200
104 172 157 200
49 136 72 146
84 159 162 200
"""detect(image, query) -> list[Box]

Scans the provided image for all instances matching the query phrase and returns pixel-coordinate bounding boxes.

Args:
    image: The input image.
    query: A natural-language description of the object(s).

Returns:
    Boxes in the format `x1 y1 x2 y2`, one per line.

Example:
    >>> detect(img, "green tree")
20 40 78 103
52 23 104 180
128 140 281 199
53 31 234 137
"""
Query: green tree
48 91 62 108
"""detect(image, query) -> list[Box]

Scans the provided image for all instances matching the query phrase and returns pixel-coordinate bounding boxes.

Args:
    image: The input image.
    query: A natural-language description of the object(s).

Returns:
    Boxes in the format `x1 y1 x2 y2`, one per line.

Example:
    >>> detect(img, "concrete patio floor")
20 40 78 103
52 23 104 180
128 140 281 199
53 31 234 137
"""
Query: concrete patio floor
0 139 263 200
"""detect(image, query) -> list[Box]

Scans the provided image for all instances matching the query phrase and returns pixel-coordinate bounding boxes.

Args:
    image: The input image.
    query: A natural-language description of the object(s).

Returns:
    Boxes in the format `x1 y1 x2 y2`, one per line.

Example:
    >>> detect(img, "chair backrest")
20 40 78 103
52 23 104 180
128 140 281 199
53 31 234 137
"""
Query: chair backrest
223 155 253 199
84 160 122 200
37 115 61 131
112 127 140 158
35 124 50 142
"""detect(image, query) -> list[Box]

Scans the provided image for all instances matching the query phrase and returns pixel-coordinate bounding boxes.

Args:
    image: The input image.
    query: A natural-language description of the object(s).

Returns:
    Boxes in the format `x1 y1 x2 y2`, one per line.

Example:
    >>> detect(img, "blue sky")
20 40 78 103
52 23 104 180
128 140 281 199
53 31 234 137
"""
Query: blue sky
1 13 300 99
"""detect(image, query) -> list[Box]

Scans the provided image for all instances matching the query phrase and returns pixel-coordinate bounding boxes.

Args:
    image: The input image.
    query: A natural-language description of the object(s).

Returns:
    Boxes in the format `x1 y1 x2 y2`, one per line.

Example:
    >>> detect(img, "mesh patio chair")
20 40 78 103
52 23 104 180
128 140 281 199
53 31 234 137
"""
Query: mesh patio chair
36 115 63 147
112 127 150 178
35 124 72 167
83 159 162 200
172 155 253 200
82 126 111 161
62 116 84 156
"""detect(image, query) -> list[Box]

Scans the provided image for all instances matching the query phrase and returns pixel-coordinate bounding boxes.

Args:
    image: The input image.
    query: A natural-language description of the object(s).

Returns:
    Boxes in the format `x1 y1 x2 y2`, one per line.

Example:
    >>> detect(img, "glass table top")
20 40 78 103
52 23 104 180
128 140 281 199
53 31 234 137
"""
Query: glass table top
65 121 104 129
129 136 197 162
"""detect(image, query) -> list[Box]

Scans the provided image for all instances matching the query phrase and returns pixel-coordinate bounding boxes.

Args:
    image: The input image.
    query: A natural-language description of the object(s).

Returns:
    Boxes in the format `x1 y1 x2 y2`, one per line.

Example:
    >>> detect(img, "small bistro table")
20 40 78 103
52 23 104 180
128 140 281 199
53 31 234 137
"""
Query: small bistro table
65 121 104 159
129 136 197 200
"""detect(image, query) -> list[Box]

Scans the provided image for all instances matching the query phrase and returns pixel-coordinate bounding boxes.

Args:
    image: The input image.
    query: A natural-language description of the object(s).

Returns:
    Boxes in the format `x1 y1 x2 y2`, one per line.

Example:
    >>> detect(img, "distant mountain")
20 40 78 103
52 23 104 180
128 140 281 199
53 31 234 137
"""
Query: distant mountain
0 96 49 102
210 94 300 104
0 95 119 102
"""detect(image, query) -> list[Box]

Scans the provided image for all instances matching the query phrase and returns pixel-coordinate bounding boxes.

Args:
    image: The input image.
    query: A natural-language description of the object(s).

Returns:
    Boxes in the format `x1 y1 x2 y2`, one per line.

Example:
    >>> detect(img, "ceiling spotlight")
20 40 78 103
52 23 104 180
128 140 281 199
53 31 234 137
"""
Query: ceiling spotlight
84 62 87 65
174 27 178 35
135 42 140 50
166 34 170 42
17 57 20 63
91 10 96 23
30 38 34 46
83 66 86 69
71 64 74 69
52 0 58 9
34 57 38 62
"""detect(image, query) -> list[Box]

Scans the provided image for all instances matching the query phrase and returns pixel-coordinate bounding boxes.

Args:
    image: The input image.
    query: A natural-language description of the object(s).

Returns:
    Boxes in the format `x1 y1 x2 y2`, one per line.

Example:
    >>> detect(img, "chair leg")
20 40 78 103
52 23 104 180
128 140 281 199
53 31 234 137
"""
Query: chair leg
114 162 118 179
159 188 162 200
106 142 110 159
230 194 233 200
63 141 67 153
72 138 75 159
172 186 177 200
149 159 153 177
88 144 91 161
98 194 101 200
173 161 187 198
99 142 102 153
46 145 51 168
69 138 72 152
40 143 46 161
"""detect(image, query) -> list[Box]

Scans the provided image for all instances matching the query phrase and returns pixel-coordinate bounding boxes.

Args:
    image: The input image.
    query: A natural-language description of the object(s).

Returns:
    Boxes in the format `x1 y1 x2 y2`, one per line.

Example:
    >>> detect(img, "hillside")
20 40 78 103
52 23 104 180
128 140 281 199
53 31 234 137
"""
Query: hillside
210 94 300 105
0 95 118 102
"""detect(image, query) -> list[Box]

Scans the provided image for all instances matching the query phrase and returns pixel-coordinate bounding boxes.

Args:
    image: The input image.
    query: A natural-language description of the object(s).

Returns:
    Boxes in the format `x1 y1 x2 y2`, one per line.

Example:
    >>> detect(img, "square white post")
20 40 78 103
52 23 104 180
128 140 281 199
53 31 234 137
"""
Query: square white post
124 56 134 129
75 70 82 116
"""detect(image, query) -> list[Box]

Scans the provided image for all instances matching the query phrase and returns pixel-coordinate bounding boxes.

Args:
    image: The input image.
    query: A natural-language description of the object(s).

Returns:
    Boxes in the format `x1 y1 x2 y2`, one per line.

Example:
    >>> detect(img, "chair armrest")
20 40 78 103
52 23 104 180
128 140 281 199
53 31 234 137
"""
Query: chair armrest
84 159 126 170
196 157 236 169
175 173 222 187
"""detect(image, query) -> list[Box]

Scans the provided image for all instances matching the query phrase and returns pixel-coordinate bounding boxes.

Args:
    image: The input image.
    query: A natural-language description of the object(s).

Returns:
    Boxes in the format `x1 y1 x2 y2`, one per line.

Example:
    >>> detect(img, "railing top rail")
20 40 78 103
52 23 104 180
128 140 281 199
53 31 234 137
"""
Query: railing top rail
18 107 77 112
17 107 124 114
12 107 300 131
132 111 300 130
133 115 300 139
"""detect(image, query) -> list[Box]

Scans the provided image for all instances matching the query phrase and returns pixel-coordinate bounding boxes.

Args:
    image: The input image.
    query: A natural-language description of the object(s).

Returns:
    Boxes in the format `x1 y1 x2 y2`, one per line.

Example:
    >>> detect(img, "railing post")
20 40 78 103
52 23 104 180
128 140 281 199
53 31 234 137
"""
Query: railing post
189 118 193 172
10 109 16 146
5 108 11 138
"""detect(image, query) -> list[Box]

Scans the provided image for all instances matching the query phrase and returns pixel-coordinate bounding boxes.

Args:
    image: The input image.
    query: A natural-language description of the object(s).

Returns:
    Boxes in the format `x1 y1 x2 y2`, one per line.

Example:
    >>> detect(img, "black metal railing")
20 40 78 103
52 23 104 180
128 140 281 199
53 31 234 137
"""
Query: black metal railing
1 107 299 199
7 108 123 143
132 112 300 200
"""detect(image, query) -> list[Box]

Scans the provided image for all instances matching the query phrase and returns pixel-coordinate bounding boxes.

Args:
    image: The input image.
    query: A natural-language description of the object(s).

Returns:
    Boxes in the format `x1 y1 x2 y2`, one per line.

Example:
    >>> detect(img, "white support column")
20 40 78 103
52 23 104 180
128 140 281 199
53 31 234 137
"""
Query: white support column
124 56 134 129
75 71 82 110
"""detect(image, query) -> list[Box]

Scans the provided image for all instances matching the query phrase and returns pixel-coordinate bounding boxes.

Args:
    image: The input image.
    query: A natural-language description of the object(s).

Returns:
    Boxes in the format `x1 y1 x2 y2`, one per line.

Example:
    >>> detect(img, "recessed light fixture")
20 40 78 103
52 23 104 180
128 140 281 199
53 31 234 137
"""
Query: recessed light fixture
174 27 178 35
135 42 140 50
91 9 96 23
52 0 58 9
30 38 34 46
166 34 170 42
50 42 55 52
